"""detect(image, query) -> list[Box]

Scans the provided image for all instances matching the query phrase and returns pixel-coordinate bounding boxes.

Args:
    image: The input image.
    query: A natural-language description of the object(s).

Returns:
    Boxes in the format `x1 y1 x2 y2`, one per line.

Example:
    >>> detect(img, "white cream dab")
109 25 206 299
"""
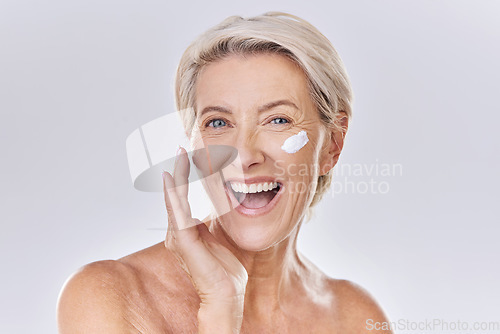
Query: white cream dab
281 130 309 153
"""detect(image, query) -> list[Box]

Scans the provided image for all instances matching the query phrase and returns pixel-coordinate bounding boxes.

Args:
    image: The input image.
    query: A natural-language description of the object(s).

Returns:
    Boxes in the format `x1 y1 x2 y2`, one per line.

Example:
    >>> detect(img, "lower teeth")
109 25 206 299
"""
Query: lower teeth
231 185 280 209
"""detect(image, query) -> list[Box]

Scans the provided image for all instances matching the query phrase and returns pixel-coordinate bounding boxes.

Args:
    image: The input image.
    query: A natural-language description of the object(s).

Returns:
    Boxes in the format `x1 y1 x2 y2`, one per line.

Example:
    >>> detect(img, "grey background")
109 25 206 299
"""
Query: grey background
1 0 499 332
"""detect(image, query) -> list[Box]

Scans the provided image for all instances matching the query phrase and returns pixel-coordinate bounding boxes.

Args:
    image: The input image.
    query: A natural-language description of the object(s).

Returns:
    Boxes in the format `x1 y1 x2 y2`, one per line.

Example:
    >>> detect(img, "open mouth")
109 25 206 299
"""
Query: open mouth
224 181 282 210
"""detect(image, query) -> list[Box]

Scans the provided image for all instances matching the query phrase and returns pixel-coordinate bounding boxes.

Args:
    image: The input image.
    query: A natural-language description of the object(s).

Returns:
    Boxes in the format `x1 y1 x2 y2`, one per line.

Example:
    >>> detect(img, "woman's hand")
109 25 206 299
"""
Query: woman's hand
162 146 248 334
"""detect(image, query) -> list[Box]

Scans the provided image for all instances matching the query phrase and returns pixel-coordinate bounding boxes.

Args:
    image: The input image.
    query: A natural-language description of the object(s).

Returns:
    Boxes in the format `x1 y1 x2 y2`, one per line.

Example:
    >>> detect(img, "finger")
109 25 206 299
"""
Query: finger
164 174 227 288
162 171 187 231
197 223 247 281
174 220 229 285
173 146 191 217
167 219 224 288
163 171 180 242
196 222 219 245
163 171 195 278
172 223 226 281
162 171 176 229
164 171 203 239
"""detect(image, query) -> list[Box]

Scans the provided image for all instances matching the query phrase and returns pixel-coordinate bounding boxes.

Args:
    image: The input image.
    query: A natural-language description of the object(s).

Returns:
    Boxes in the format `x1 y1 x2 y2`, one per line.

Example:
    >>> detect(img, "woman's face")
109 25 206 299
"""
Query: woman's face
191 53 335 251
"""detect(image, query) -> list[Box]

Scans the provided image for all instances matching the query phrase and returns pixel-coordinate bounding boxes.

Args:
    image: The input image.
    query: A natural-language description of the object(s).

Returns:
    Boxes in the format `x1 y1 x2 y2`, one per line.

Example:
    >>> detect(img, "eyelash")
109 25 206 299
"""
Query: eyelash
205 118 228 129
270 117 290 125
205 117 291 129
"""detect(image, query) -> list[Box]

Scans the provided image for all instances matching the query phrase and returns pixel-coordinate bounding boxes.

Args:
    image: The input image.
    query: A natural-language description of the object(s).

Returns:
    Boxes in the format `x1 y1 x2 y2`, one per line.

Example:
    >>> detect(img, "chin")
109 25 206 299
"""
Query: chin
216 213 295 253
228 227 277 252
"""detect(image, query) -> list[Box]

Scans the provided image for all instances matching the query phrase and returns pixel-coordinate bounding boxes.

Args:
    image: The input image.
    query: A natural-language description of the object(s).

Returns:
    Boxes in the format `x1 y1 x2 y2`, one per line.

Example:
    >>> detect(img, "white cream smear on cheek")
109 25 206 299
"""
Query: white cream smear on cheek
281 130 309 153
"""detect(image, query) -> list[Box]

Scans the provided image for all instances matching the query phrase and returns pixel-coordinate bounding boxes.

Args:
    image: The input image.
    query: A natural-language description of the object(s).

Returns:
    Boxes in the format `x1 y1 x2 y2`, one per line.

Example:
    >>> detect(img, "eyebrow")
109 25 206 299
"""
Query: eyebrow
199 99 299 117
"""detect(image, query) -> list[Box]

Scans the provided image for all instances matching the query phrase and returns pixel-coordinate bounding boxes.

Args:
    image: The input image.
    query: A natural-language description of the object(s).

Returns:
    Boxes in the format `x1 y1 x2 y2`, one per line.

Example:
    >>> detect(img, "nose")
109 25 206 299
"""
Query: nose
232 127 265 171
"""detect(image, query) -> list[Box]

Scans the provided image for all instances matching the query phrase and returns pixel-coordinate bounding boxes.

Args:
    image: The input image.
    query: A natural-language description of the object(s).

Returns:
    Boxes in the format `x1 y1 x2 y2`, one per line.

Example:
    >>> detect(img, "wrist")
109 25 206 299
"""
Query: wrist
198 297 245 334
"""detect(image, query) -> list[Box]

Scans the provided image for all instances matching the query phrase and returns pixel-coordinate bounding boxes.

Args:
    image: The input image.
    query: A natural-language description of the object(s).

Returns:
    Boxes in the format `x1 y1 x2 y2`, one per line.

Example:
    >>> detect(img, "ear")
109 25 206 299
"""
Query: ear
319 112 348 176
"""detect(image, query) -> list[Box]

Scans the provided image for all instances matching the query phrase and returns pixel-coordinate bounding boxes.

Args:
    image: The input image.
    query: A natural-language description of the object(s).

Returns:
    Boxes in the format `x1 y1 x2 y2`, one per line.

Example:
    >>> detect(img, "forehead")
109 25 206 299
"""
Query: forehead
195 53 314 113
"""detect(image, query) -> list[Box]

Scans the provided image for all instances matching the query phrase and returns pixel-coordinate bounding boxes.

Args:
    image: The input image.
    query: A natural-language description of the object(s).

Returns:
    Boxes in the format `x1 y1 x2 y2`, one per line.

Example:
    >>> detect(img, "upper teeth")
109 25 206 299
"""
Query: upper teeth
230 181 279 194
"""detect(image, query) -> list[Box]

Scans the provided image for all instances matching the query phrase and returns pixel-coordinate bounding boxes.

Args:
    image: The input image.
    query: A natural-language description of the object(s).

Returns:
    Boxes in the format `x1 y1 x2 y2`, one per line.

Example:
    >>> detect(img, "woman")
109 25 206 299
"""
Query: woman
58 12 392 333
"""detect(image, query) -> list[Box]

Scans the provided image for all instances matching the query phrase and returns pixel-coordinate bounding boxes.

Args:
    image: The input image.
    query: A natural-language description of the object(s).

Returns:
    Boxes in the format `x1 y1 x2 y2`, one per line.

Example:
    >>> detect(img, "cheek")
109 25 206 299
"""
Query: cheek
273 131 320 182
192 130 230 151
280 130 309 154
280 131 317 178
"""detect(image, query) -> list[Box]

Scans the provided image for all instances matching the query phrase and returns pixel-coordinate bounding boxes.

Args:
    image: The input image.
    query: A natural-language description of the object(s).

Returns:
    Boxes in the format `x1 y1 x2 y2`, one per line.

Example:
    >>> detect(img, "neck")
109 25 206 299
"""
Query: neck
208 218 306 319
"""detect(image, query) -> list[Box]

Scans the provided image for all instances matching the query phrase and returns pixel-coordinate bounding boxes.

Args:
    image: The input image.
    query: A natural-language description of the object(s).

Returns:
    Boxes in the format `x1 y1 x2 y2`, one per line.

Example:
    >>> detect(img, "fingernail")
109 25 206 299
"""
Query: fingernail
175 145 182 164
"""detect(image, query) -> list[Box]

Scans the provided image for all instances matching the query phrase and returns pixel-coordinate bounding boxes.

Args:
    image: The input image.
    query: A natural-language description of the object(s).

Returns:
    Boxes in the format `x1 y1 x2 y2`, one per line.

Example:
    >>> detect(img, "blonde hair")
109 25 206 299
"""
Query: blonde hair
174 12 353 221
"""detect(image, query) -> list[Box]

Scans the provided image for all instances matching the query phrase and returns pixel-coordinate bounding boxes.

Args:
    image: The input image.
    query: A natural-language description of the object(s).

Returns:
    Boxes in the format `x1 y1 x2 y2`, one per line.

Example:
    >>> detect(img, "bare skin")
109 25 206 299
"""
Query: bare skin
57 54 393 333
57 242 390 333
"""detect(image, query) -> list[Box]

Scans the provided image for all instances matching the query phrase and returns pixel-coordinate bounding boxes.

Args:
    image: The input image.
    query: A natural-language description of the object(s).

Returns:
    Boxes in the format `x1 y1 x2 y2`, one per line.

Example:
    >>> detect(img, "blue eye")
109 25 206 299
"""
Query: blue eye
271 117 289 125
206 119 227 128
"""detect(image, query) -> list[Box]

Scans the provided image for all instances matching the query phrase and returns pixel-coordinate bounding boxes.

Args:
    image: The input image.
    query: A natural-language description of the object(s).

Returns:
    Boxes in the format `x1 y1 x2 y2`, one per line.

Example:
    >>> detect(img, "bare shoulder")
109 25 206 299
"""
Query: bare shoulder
327 278 393 333
57 259 139 333
57 243 198 333
297 254 392 332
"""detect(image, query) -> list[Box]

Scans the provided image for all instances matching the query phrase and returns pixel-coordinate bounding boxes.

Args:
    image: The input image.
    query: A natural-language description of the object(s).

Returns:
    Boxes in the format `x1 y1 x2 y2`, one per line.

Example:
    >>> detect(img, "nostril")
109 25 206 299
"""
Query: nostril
233 145 266 168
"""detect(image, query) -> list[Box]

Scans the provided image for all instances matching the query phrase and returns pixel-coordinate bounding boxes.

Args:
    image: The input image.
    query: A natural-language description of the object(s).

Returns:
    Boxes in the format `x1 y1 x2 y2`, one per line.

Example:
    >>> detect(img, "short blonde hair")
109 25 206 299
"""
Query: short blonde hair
174 12 353 220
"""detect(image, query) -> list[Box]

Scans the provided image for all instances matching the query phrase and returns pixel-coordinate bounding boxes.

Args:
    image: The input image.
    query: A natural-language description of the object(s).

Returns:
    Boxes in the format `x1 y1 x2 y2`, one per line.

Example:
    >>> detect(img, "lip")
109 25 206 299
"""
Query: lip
222 178 284 217
224 176 282 184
